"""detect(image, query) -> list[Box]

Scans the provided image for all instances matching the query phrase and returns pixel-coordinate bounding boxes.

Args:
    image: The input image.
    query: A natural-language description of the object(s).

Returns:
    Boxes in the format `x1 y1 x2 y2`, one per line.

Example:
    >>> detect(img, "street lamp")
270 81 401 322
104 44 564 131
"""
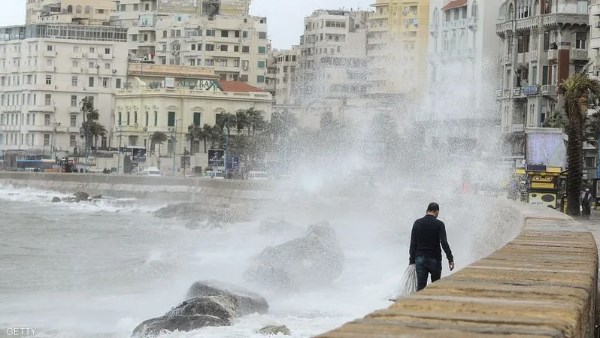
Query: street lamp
116 125 123 174
170 119 181 177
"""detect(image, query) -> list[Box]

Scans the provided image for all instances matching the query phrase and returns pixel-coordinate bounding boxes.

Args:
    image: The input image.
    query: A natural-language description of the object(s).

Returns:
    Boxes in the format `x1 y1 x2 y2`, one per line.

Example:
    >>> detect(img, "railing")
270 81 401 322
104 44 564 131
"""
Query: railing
547 49 558 60
571 49 589 60
511 124 525 133
541 84 558 96
118 87 273 100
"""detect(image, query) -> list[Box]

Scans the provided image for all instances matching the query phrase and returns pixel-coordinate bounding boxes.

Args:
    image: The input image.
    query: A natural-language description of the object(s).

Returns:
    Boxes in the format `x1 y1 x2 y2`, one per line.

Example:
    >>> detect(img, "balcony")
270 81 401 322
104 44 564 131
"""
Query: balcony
86 53 98 60
542 13 589 28
71 52 83 59
28 105 55 113
541 84 557 96
526 50 538 62
571 49 589 61
548 49 558 60
513 87 525 98
511 124 525 133
496 89 503 100
43 50 57 58
467 16 478 29
101 54 114 61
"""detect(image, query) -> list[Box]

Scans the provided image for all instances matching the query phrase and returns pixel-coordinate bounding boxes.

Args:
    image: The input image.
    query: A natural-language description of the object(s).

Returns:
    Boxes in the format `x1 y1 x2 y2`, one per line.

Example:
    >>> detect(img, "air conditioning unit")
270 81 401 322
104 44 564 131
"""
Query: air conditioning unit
216 45 221 50
242 66 248 71
112 69 117 73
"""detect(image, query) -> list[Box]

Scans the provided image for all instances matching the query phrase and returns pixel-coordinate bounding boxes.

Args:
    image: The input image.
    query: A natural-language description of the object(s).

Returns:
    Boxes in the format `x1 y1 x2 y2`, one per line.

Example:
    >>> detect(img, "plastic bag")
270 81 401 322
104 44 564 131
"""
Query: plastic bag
390 264 417 301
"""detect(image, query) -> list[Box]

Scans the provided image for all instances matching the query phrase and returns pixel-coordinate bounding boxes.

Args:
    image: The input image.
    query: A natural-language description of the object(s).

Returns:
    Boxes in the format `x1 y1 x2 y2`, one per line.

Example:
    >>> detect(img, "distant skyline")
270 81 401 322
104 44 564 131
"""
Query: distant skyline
0 1 373 49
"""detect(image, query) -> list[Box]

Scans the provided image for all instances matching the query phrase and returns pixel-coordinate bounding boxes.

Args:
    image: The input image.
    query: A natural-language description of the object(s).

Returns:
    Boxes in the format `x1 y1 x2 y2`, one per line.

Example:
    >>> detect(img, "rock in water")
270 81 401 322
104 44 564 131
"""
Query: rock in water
51 197 61 203
131 296 232 337
257 325 291 336
186 280 269 316
244 222 345 291
132 281 269 337
74 192 89 202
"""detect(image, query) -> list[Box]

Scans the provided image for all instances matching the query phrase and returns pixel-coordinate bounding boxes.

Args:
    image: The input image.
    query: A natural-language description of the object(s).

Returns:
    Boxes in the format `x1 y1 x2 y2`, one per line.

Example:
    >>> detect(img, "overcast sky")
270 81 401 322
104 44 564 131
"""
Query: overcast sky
0 0 373 49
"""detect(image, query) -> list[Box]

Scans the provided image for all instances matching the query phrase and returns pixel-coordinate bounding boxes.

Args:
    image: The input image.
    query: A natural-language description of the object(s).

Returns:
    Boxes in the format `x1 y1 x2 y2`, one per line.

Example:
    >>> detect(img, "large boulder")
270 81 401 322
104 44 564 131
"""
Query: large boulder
186 280 268 316
132 281 268 337
131 296 233 337
74 192 89 202
244 222 345 291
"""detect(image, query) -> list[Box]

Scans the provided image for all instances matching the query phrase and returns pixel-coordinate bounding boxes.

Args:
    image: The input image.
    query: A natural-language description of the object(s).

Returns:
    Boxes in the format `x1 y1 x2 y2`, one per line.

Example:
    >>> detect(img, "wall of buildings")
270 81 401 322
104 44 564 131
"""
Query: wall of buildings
26 0 115 25
0 24 128 159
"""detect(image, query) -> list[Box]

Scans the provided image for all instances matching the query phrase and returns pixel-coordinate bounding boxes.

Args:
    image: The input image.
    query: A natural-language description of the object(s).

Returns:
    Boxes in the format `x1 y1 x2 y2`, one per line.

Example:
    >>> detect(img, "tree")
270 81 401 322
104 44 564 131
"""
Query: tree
235 109 249 135
558 72 600 216
186 124 204 154
245 108 266 136
150 131 167 155
585 110 600 147
80 97 106 154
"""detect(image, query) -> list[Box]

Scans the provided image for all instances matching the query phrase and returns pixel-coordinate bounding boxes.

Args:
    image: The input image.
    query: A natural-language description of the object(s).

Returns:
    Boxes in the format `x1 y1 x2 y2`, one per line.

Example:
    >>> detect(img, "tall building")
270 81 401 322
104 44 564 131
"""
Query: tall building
496 0 590 165
367 0 430 102
109 0 269 89
421 0 501 153
26 0 115 25
296 9 369 126
0 24 128 160
267 47 300 108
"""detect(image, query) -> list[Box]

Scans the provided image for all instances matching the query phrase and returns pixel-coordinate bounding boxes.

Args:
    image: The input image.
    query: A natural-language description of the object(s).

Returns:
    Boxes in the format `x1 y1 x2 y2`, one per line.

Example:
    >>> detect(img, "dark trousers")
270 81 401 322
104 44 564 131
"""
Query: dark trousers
415 256 442 291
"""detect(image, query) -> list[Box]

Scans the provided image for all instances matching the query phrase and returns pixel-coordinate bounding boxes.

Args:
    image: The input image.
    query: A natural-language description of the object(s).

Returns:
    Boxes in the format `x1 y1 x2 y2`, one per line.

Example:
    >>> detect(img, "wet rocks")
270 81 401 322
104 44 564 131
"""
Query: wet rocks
51 197 61 203
244 222 345 291
132 281 268 337
131 296 232 337
74 192 89 202
187 280 269 316
153 203 250 225
257 325 291 336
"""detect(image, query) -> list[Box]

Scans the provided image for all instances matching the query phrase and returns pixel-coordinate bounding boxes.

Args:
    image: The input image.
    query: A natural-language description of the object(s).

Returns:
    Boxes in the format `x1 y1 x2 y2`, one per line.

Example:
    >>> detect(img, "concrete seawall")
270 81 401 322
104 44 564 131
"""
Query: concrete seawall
0 172 287 203
318 207 599 338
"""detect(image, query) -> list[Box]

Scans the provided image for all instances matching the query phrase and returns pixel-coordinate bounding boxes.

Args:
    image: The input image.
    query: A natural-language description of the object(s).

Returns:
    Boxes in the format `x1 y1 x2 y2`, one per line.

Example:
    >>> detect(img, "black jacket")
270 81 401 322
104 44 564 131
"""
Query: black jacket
409 214 453 264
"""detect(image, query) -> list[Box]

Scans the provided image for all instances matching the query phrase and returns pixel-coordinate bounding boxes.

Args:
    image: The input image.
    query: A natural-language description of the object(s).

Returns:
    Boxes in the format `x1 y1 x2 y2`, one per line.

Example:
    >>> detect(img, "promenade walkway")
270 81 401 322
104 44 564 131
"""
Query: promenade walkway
318 206 599 338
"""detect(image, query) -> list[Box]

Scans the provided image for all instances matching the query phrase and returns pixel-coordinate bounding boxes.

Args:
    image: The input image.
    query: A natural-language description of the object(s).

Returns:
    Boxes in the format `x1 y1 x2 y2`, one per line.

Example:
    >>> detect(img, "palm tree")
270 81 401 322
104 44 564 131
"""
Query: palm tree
235 110 249 135
245 108 266 136
150 131 168 155
559 72 600 216
80 97 105 155
186 124 203 154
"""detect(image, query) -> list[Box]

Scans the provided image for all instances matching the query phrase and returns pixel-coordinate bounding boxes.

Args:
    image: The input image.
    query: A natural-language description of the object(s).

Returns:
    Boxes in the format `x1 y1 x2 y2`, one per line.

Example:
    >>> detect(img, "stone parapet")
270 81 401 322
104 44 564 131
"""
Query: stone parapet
318 207 599 338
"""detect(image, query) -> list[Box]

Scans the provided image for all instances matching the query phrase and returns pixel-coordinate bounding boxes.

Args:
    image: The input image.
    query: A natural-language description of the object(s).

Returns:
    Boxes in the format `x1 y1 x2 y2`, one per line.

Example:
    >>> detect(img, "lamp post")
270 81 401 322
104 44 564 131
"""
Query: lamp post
116 125 123 174
223 116 230 177
171 119 180 177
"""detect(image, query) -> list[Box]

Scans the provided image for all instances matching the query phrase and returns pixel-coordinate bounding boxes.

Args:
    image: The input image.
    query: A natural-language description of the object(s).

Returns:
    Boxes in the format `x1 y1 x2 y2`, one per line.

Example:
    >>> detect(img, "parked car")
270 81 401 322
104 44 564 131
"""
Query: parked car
248 171 269 180
139 167 162 176
204 170 225 179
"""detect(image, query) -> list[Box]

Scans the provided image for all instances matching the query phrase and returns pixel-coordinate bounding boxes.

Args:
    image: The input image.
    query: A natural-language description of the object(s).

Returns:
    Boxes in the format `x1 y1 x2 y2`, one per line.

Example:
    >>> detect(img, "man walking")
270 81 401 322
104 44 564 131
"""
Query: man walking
409 202 454 291
581 188 593 219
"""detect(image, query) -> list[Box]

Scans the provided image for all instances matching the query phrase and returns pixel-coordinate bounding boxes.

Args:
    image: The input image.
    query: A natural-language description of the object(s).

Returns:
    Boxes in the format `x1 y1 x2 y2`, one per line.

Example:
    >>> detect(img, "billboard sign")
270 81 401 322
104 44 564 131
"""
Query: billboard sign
526 131 565 167
208 149 224 168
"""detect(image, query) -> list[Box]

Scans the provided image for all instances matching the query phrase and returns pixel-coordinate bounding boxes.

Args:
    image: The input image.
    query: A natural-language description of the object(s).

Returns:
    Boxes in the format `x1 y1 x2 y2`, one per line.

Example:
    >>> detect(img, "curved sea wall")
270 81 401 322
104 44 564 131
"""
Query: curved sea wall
317 206 599 338
0 172 287 204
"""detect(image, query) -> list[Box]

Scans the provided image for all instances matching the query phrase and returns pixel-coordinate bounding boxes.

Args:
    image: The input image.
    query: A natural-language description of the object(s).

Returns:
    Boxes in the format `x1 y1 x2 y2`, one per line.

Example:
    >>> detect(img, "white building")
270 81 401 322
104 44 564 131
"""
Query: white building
423 0 501 154
0 24 129 160
109 0 270 90
114 62 272 174
267 47 300 108
496 0 590 165
295 9 369 127
26 0 115 25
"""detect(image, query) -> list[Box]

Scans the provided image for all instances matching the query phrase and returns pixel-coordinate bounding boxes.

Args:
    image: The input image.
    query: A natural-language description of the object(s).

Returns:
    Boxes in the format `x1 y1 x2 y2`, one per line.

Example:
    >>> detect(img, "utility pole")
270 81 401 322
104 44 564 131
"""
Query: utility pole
172 119 178 177
223 116 230 177
117 125 122 174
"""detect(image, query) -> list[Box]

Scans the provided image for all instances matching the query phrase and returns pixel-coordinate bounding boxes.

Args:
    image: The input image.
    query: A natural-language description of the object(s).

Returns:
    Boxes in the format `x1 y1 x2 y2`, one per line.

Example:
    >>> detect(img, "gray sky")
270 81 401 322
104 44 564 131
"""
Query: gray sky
0 1 373 49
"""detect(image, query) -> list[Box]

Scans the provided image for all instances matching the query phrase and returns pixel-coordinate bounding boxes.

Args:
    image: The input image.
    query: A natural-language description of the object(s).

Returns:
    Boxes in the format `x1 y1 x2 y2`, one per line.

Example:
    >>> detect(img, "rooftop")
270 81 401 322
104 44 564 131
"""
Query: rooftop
442 0 468 11
220 81 267 93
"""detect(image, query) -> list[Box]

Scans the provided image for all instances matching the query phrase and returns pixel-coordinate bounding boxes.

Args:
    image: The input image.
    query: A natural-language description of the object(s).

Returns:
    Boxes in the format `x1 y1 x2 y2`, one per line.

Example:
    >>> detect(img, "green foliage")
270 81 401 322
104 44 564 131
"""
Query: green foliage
543 110 568 129
80 97 106 149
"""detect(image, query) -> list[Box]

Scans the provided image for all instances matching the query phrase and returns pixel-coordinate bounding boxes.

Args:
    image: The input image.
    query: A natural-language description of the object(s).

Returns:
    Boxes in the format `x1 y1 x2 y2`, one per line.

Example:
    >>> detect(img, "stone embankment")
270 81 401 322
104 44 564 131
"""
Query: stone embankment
318 207 599 338
0 172 286 203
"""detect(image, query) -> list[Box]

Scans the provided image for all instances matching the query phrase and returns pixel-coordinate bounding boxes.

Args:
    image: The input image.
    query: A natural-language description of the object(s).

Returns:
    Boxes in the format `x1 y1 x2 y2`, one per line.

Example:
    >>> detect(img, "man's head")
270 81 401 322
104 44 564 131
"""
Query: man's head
426 202 440 217
586 188 590 192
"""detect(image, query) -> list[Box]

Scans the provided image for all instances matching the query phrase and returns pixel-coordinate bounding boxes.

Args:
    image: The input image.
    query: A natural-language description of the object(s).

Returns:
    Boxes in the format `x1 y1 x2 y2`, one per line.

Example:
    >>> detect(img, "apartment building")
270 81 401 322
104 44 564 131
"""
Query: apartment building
114 62 272 173
295 9 369 126
496 0 590 165
267 47 300 107
0 24 129 160
367 0 430 102
26 0 114 25
421 0 501 153
590 1 600 73
110 0 269 90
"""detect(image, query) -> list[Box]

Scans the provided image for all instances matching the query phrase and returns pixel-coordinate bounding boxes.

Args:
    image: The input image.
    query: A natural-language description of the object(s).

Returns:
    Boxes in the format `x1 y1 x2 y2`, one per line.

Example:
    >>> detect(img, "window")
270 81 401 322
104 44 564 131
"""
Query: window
47 45 53 52
205 59 214 66
193 112 201 127
234 46 239 52
242 60 249 69
118 112 122 126
104 48 111 54
44 114 51 126
145 111 149 126
102 77 109 88
72 76 78 87
44 134 50 146
72 61 78 68
44 94 51 105
258 32 267 39
105 63 111 69
154 111 158 126
89 62 95 68
116 78 122 88
257 76 265 83
242 46 250 53
221 30 229 37
70 115 77 127
126 112 130 125
45 75 52 85
89 77 94 87
71 95 77 107
220 45 228 51
206 44 215 51
258 46 266 54
70 135 76 147
89 47 95 53
168 111 175 127
257 60 265 68
206 30 215 37
242 31 248 38
134 111 138 124
576 32 587 49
